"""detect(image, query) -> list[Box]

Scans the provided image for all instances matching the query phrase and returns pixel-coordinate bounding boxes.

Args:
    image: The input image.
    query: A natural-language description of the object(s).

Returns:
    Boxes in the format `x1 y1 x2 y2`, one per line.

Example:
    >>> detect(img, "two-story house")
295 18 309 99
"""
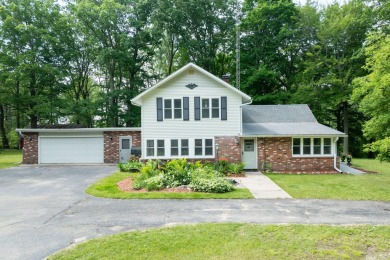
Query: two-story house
18 63 346 173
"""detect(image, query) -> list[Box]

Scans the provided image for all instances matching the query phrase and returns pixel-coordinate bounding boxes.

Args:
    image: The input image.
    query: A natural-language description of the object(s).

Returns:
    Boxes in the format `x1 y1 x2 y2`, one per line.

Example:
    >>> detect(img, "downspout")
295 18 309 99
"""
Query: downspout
334 137 342 173
239 99 252 135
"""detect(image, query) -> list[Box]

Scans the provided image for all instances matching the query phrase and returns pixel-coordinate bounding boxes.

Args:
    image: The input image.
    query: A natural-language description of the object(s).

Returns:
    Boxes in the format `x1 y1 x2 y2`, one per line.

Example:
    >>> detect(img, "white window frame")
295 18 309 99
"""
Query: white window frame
201 98 220 119
292 137 333 157
194 138 214 157
163 98 182 120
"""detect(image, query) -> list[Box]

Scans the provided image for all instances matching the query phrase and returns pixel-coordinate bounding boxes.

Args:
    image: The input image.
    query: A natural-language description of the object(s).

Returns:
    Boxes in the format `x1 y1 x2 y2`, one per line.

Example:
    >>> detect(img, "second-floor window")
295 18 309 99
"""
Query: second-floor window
164 99 182 119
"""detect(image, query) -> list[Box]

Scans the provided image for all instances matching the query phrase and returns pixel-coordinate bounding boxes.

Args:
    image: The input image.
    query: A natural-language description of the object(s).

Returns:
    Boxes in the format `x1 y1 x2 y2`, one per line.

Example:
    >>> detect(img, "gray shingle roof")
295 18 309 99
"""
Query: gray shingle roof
243 104 317 123
242 105 346 136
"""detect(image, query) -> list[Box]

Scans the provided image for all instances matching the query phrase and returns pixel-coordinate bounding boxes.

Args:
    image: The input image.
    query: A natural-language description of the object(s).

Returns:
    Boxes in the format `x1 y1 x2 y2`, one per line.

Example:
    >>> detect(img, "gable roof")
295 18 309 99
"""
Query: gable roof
131 63 252 106
242 105 346 137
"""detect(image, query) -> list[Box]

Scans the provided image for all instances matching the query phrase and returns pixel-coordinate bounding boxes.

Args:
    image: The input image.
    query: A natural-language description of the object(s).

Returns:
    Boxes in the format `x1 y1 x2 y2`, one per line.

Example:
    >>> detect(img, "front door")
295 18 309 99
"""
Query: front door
242 138 257 169
119 136 132 163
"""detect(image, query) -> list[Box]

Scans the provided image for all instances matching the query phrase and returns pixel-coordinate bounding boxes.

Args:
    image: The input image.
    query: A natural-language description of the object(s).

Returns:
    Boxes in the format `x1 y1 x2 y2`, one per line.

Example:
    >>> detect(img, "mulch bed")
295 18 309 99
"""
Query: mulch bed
117 178 192 193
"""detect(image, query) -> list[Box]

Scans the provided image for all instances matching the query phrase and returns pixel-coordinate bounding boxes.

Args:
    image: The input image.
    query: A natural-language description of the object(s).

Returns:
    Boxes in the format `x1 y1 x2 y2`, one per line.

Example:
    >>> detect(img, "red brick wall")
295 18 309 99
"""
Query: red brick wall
104 131 141 163
22 133 38 164
215 136 241 163
258 137 336 173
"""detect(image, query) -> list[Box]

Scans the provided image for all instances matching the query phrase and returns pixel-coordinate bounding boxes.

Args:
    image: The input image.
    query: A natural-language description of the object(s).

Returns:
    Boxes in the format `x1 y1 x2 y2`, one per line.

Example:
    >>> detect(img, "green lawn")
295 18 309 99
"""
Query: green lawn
50 223 390 259
0 149 22 169
267 158 390 201
86 171 254 199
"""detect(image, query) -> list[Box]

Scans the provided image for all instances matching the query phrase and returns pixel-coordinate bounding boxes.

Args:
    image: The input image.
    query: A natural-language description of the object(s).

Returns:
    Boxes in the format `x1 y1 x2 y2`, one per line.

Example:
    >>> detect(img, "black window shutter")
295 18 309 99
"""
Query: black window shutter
157 97 163 121
221 96 227 120
194 97 200 121
183 97 189 121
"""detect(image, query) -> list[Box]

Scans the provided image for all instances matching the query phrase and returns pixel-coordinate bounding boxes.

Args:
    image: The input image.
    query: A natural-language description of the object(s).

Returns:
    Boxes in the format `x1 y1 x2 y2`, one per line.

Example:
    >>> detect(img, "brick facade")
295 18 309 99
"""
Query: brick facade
104 131 141 163
215 136 241 163
22 133 39 164
258 137 337 173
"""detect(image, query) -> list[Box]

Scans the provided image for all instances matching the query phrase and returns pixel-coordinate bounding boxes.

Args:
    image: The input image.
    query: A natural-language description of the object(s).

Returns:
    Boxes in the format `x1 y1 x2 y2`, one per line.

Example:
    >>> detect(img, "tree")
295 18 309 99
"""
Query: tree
292 0 373 155
352 33 390 161
240 0 300 104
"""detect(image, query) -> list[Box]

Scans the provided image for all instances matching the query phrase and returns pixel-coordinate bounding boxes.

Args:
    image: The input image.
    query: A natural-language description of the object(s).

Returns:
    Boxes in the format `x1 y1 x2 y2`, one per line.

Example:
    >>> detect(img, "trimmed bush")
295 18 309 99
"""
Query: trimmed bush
189 178 234 193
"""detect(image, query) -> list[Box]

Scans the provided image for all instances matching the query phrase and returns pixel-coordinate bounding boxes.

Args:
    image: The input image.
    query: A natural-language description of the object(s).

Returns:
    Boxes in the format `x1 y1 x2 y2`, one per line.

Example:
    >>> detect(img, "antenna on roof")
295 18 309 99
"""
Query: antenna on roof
235 0 241 90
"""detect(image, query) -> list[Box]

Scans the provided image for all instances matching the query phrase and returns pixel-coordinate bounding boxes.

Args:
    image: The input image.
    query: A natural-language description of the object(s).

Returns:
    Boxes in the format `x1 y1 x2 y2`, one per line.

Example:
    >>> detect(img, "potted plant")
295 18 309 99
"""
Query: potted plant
341 153 346 162
346 154 352 166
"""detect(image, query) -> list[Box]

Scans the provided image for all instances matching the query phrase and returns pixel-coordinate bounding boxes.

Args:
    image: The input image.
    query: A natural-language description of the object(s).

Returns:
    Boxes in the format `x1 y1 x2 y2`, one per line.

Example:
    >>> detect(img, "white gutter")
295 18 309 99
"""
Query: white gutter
239 99 253 135
15 127 142 133
333 137 342 173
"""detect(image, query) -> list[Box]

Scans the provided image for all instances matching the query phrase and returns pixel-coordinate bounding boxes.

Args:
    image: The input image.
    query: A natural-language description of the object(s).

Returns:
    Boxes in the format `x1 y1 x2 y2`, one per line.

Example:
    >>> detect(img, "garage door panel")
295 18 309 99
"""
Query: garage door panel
40 137 104 164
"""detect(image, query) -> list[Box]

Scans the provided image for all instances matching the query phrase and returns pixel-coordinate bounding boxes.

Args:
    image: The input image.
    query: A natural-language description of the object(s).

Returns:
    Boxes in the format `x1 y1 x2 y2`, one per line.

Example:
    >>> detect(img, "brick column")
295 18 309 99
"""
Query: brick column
23 133 38 164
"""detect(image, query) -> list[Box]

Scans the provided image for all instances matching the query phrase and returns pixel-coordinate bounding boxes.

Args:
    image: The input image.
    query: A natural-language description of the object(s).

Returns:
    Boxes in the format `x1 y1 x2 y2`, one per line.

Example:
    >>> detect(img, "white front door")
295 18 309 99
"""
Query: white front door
119 136 132 163
242 138 257 169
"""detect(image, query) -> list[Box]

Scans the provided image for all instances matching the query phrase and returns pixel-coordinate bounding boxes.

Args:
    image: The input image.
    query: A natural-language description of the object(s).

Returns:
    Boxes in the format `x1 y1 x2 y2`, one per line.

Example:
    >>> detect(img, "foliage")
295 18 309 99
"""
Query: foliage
189 178 233 193
129 159 240 192
352 32 390 162
85 171 253 199
49 224 390 259
227 163 245 174
117 161 143 172
267 158 390 201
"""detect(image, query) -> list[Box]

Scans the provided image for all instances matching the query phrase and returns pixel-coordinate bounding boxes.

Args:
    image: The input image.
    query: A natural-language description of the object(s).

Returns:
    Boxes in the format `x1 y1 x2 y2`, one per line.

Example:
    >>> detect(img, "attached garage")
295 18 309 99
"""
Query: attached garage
39 136 104 164
16 127 142 164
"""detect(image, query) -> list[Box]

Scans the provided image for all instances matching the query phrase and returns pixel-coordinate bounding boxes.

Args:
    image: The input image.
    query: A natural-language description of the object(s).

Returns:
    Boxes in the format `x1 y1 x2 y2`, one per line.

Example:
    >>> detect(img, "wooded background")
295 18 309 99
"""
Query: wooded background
0 0 389 160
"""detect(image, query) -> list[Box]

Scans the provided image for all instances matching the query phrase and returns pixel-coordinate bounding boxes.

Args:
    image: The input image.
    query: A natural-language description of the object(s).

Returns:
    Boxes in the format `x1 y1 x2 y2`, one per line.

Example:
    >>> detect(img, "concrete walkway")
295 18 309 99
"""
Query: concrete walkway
340 162 365 174
232 171 292 199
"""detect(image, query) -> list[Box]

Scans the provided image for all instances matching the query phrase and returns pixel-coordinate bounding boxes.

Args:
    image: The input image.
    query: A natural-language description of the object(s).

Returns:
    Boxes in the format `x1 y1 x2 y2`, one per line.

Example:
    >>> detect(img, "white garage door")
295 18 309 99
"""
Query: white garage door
39 137 104 164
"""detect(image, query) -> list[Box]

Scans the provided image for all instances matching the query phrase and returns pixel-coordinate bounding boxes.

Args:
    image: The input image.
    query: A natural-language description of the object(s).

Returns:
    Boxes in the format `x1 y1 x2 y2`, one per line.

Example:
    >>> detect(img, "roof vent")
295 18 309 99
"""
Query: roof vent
188 69 195 75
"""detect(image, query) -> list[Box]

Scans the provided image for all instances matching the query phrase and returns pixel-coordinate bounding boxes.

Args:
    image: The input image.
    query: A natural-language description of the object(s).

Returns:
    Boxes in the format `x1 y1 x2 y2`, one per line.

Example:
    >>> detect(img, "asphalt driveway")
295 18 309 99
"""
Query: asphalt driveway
0 166 389 260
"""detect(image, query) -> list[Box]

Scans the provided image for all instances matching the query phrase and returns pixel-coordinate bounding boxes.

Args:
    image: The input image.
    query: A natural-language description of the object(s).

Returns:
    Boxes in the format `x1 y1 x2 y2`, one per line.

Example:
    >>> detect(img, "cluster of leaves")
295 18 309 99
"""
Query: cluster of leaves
118 159 240 193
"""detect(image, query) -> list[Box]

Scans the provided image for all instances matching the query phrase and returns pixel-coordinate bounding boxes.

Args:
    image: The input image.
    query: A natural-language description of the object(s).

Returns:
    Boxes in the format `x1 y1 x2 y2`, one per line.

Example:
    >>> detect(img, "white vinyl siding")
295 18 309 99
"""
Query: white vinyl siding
292 137 333 157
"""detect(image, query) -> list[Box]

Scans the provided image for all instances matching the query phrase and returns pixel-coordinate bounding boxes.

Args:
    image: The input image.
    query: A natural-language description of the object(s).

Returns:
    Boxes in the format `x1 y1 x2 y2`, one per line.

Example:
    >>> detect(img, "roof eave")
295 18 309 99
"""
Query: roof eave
15 127 142 133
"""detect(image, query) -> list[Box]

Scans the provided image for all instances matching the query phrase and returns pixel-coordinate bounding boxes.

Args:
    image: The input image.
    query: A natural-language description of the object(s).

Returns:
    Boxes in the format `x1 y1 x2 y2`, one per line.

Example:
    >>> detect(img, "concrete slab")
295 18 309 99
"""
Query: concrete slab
232 171 292 199
340 162 365 174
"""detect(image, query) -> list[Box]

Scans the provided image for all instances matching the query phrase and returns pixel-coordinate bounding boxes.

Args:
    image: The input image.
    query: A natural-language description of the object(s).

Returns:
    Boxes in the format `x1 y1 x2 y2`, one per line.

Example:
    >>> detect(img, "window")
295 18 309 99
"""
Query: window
211 98 219 118
293 138 300 155
195 139 203 155
194 138 213 156
313 138 321 154
163 99 182 119
174 99 182 119
171 139 178 156
323 138 331 154
205 139 213 155
202 99 210 118
164 100 172 119
146 140 154 156
292 137 333 156
181 139 189 156
157 140 165 156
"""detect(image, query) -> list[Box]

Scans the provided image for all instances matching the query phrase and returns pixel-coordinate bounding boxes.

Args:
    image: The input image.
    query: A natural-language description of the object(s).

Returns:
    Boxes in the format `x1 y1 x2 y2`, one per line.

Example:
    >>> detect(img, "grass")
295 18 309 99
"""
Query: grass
50 223 390 259
86 171 254 199
267 158 390 201
0 149 22 169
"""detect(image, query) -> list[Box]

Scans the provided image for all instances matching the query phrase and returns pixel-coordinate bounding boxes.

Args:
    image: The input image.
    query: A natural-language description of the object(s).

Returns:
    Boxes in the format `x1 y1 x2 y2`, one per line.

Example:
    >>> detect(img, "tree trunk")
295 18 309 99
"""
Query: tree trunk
0 104 10 149
343 102 349 154
108 61 116 127
16 80 21 128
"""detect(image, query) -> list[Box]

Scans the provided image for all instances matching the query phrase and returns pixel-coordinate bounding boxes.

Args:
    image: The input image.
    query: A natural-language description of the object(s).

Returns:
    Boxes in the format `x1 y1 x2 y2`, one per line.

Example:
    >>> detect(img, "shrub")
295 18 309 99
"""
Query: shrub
144 174 166 191
117 161 143 172
189 178 234 193
228 163 245 174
